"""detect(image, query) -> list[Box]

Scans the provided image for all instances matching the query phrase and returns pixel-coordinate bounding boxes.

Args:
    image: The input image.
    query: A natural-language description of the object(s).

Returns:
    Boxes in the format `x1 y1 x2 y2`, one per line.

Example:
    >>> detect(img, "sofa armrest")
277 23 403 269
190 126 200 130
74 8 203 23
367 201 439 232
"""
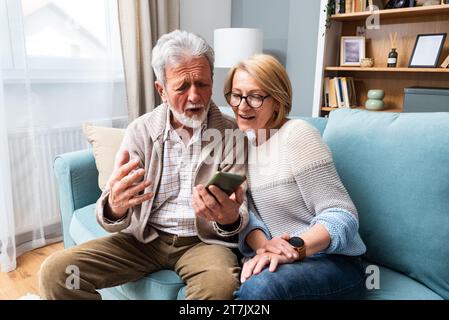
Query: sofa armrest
54 149 101 248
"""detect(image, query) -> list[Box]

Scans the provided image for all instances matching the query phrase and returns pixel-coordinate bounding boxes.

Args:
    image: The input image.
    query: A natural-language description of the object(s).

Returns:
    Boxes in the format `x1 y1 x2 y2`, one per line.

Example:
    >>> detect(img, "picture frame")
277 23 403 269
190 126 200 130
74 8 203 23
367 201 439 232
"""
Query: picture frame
409 33 447 68
340 37 366 67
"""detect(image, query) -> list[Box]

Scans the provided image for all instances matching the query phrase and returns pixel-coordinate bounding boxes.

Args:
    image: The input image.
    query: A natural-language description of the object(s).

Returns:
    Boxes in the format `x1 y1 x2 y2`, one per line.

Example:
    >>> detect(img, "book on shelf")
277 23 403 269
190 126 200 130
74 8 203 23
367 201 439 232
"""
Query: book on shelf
345 0 352 14
329 78 338 107
335 77 344 108
337 0 370 14
334 0 344 14
323 77 357 109
341 77 351 107
323 77 330 107
348 77 357 106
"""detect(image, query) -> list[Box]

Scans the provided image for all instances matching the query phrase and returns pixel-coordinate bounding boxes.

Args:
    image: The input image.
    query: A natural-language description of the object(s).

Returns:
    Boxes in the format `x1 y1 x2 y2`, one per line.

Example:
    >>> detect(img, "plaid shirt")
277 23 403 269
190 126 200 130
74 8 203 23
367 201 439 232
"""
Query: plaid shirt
148 109 206 236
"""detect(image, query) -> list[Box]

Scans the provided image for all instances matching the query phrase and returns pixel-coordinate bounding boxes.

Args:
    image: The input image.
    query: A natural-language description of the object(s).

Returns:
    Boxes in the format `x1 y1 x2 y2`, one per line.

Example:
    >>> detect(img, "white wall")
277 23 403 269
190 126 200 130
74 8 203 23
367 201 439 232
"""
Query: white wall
232 0 290 65
232 0 321 117
286 0 321 117
180 0 232 107
180 0 231 46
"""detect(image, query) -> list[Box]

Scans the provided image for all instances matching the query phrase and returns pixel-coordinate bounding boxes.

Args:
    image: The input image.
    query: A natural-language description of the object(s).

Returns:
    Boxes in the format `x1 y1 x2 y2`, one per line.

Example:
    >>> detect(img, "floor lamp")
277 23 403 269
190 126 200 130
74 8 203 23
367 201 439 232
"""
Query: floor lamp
213 28 263 109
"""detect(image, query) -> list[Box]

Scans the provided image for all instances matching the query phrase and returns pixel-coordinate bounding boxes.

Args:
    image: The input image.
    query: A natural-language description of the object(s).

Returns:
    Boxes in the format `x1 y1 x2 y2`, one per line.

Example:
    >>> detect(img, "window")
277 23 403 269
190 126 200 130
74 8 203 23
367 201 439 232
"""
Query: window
1 0 123 81
0 0 12 69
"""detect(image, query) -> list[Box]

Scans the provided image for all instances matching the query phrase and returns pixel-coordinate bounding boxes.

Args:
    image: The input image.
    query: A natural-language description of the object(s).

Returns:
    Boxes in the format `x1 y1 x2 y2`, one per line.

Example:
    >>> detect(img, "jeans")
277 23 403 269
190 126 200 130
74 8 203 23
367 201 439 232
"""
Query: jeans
235 253 366 300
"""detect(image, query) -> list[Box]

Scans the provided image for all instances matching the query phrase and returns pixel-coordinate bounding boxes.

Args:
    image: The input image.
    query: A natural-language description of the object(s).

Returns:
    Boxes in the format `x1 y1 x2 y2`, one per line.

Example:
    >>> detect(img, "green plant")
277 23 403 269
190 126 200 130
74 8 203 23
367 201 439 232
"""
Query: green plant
325 0 336 30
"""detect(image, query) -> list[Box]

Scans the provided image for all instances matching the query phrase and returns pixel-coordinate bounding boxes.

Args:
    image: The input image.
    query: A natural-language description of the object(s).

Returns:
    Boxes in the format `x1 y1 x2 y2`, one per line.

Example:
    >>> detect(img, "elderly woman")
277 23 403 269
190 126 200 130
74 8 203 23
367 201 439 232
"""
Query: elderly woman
224 54 367 300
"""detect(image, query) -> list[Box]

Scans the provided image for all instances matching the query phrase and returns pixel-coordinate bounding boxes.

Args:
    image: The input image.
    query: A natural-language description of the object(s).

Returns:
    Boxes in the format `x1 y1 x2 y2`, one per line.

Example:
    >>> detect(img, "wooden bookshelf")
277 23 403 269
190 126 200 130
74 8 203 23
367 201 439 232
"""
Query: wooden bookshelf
331 4 449 21
316 0 449 117
321 106 402 112
325 67 449 73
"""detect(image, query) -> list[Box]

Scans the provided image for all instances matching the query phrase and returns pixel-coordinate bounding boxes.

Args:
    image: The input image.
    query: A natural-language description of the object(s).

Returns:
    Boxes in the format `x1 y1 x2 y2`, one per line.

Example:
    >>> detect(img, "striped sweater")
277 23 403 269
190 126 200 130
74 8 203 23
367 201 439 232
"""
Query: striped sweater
239 119 366 257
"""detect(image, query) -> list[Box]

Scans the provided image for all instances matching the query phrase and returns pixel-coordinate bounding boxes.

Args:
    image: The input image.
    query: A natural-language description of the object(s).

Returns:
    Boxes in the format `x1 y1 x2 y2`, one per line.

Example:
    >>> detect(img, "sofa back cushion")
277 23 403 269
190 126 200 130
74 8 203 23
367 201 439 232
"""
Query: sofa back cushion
292 116 328 136
322 109 449 299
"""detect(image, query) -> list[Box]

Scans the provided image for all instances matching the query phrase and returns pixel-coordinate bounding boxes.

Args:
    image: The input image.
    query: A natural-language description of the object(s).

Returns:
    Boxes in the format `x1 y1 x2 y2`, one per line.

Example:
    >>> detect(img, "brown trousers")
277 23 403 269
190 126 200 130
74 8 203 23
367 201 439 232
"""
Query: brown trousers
38 231 240 300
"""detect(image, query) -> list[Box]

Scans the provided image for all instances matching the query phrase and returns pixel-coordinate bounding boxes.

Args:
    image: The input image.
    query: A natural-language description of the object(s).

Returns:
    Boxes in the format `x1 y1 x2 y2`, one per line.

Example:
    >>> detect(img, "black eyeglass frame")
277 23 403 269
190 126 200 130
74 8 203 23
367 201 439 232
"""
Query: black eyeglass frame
224 92 271 109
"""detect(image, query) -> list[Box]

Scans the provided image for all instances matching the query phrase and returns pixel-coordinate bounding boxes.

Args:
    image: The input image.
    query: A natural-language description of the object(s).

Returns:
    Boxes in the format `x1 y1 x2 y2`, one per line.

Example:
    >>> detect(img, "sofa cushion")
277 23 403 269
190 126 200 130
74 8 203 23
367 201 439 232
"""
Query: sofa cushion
323 109 449 299
116 270 185 300
83 123 125 190
363 262 443 300
70 204 185 300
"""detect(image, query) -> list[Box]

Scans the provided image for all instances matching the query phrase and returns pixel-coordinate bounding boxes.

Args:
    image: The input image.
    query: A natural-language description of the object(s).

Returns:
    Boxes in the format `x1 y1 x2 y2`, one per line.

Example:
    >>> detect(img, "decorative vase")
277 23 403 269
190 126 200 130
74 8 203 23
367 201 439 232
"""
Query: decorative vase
365 90 385 111
367 89 385 100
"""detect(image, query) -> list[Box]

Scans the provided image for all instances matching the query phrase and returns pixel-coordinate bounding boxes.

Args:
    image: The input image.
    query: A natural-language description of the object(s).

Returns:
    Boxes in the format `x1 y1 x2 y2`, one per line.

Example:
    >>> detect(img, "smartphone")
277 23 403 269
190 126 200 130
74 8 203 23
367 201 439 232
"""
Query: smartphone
205 171 246 196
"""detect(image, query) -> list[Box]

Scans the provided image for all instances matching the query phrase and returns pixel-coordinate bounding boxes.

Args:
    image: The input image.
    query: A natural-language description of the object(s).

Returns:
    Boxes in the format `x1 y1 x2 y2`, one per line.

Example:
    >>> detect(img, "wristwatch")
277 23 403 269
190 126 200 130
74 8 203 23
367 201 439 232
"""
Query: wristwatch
288 237 307 261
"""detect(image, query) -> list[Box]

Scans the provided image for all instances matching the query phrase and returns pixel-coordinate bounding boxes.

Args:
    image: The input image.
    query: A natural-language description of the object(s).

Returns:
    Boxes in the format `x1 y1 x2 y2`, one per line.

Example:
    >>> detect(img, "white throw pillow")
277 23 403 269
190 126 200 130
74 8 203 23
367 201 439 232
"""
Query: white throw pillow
83 123 125 190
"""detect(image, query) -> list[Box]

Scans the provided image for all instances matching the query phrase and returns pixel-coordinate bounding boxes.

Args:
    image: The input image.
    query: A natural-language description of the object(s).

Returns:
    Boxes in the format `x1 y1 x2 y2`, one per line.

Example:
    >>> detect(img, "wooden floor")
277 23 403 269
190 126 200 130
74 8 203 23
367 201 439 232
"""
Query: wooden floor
0 242 63 300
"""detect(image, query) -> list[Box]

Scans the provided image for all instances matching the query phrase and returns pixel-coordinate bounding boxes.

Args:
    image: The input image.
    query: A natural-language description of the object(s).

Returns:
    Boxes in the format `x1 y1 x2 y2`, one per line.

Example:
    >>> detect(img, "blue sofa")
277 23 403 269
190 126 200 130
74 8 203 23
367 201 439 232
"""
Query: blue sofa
53 108 449 300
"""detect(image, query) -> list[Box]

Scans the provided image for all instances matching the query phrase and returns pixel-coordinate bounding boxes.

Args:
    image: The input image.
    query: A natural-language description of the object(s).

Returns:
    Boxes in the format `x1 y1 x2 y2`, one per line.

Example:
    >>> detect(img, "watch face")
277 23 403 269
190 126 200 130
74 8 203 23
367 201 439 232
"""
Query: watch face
288 237 304 248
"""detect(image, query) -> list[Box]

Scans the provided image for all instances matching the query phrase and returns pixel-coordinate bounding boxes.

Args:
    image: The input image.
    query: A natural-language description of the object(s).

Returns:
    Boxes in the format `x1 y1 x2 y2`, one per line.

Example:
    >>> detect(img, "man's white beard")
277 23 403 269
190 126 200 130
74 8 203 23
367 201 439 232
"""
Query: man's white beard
168 102 209 129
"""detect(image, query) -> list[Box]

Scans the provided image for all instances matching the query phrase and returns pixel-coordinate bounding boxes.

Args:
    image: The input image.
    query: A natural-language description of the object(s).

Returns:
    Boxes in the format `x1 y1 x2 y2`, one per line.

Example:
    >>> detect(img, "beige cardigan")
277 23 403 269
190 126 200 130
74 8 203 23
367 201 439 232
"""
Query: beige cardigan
96 103 248 248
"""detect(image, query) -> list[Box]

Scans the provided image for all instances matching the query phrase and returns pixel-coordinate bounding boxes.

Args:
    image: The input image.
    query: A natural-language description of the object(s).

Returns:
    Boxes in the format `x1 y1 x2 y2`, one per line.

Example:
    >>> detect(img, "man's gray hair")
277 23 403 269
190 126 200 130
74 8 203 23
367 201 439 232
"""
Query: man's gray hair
151 29 215 85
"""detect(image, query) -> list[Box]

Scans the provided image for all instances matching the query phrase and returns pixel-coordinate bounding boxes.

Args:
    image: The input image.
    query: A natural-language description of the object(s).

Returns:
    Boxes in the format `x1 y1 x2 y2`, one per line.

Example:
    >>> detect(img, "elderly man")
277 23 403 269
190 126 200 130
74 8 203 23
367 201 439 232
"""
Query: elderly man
39 30 248 300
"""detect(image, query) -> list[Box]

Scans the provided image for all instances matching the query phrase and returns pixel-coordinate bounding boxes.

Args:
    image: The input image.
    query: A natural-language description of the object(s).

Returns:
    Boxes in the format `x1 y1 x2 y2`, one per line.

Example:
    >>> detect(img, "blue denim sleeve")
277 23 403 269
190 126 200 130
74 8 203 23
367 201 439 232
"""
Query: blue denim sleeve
309 208 366 256
238 209 272 257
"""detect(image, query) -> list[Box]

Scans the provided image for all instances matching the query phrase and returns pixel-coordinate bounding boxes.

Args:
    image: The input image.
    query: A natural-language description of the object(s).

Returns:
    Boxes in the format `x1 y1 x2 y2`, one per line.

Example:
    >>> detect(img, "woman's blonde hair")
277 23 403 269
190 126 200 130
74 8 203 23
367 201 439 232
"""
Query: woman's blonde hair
223 54 292 128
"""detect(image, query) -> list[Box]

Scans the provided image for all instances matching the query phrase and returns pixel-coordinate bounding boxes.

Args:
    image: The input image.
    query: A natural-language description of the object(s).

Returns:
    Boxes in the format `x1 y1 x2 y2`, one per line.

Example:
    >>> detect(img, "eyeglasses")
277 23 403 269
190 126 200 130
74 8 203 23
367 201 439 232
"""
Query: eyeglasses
225 92 270 109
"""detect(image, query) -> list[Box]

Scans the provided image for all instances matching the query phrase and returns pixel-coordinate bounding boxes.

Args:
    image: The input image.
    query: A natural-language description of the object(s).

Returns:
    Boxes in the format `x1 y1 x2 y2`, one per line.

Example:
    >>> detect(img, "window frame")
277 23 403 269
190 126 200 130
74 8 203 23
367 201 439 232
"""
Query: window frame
1 0 124 82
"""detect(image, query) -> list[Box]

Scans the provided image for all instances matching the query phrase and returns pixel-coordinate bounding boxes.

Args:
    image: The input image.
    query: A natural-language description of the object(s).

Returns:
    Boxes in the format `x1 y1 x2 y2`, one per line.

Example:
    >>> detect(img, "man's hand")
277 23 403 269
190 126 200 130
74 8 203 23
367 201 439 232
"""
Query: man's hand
105 149 153 221
192 184 244 225
240 252 296 283
256 234 299 260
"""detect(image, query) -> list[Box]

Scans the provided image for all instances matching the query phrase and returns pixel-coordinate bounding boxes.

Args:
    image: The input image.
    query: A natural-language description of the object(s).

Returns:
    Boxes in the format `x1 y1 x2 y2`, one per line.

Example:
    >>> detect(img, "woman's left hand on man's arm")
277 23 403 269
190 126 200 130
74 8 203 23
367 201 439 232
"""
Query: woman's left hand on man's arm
240 252 296 283
255 233 298 260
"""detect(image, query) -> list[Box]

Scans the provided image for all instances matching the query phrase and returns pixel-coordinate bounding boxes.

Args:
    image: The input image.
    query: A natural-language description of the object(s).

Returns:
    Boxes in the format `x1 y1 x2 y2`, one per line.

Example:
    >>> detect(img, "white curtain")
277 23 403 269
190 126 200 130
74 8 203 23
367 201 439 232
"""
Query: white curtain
0 0 127 272
0 68 17 272
118 0 179 120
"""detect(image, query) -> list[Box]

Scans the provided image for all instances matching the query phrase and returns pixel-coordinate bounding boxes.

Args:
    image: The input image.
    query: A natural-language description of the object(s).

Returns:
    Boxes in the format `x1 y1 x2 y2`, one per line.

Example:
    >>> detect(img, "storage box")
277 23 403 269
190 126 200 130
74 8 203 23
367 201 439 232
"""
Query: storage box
403 87 449 113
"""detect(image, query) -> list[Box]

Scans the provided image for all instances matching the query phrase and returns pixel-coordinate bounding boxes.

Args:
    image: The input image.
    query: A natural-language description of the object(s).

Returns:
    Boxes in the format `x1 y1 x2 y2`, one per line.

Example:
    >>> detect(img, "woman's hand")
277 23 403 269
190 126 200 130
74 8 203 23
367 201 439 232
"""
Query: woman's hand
256 233 299 260
240 252 296 283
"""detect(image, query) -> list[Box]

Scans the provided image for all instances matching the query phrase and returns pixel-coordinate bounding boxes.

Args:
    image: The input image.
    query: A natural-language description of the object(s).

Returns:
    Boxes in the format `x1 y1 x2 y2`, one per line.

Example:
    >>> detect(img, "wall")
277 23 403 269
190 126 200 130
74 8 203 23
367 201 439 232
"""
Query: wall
286 0 321 117
231 0 290 65
180 0 232 107
231 0 321 116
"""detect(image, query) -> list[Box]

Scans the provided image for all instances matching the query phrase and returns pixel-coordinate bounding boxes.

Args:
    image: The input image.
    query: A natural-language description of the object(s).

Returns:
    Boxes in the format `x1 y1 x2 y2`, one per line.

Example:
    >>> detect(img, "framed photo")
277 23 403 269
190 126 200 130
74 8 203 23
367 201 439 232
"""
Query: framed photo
409 33 447 68
340 37 366 67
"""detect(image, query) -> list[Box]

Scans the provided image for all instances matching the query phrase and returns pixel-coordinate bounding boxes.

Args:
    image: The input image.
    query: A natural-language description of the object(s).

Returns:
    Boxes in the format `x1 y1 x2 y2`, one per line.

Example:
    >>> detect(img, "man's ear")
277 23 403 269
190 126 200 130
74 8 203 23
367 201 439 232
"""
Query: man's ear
154 81 167 102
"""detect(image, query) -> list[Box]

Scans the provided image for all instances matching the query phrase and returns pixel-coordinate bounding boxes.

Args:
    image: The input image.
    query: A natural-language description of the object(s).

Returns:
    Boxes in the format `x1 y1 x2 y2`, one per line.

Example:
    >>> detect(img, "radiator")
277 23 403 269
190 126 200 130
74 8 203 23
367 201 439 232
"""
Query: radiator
7 117 127 240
